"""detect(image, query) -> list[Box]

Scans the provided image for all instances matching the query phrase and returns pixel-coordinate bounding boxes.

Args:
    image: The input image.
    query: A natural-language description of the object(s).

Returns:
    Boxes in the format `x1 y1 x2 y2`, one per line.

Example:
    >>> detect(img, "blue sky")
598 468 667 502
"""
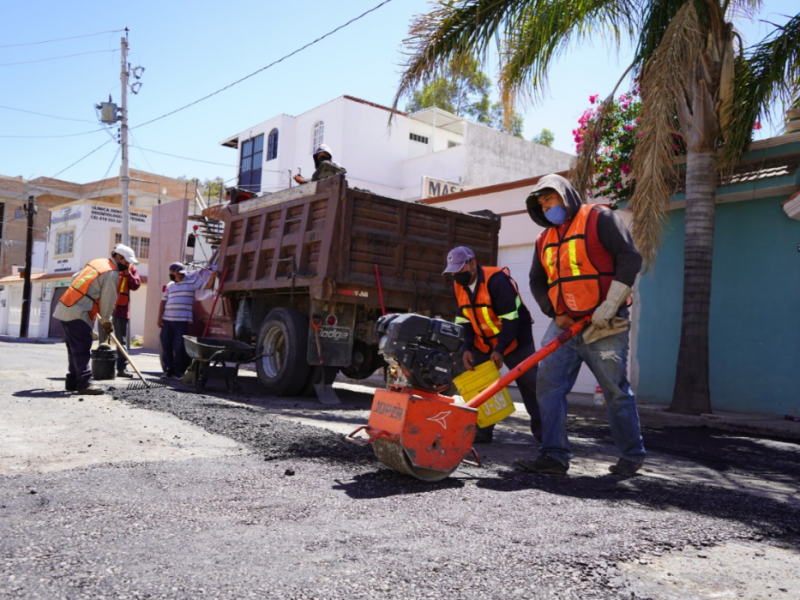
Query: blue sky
0 0 793 187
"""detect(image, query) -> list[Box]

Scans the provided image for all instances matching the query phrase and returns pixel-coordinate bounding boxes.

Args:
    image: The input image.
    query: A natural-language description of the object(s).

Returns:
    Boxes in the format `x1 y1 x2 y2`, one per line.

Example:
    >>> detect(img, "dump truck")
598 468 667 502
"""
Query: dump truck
214 174 499 401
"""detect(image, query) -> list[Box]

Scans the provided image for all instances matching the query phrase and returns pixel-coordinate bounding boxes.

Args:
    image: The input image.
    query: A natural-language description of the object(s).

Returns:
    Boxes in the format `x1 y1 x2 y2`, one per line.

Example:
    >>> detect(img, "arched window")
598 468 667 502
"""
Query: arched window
267 128 279 161
312 120 325 151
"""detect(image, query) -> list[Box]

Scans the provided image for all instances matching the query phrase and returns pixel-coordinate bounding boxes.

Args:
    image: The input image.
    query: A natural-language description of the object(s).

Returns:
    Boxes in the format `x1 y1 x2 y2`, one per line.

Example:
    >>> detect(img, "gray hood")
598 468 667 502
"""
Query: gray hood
525 174 585 228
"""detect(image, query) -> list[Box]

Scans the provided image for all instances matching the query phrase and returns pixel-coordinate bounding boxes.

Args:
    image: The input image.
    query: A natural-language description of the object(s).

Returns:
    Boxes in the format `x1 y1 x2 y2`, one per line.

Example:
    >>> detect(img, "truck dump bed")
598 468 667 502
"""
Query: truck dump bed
217 175 499 318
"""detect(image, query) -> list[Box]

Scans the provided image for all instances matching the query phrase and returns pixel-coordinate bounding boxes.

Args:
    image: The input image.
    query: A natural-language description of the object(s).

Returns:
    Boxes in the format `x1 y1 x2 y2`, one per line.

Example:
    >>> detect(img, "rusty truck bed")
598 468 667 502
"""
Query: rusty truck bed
216 175 499 318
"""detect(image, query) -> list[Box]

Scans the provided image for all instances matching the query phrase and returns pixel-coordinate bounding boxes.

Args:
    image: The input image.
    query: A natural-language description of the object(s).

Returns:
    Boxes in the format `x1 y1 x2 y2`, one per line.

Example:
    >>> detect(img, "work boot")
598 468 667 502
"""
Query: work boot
515 454 569 475
75 385 104 396
472 427 494 444
117 370 134 378
608 458 643 476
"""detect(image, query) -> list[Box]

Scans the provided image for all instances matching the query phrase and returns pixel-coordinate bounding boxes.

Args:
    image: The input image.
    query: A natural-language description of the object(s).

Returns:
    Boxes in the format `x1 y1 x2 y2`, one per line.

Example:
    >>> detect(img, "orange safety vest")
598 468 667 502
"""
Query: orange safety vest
116 273 129 308
453 266 525 355
59 258 118 321
538 204 615 317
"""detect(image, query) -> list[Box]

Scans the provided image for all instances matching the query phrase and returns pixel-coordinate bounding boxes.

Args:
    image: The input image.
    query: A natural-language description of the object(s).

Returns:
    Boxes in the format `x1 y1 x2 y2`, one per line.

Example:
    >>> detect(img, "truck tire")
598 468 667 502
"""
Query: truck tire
256 307 310 396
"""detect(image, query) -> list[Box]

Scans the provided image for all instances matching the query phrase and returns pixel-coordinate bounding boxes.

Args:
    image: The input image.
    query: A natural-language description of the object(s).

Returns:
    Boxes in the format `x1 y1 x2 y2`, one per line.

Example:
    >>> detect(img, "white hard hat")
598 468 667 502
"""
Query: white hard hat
113 243 139 264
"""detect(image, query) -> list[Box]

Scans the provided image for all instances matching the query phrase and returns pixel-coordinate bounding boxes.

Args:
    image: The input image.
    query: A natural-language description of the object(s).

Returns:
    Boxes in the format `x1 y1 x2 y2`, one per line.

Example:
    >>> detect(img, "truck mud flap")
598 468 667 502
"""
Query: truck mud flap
307 300 356 367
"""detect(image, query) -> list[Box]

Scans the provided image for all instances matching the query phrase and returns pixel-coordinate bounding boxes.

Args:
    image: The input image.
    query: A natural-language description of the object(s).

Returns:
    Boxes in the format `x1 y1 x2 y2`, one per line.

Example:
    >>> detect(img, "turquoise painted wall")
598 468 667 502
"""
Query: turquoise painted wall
635 194 800 416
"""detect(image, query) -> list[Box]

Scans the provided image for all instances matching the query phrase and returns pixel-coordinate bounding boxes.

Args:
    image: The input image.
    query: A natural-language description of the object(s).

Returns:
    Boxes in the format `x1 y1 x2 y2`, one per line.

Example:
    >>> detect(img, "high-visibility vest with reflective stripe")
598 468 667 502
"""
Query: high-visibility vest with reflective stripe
116 273 129 308
538 204 615 317
453 266 524 355
59 258 118 321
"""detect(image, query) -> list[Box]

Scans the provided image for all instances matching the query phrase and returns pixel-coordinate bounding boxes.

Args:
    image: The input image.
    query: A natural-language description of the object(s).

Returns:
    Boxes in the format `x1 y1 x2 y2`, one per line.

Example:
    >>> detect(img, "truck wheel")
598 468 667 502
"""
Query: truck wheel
256 307 310 396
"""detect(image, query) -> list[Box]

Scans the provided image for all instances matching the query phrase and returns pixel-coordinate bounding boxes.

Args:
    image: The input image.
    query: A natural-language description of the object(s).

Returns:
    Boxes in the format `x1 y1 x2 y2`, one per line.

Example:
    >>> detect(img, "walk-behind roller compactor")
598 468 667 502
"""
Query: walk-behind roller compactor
348 313 590 481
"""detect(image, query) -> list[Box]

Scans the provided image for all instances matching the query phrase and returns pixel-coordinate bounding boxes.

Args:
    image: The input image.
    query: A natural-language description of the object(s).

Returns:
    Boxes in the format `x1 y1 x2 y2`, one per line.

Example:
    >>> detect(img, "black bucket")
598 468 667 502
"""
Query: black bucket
91 345 117 380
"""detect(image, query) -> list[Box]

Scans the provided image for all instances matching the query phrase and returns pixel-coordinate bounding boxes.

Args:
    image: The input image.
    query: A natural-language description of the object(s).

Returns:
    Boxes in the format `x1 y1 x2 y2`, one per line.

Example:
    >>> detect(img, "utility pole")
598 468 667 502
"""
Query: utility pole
119 30 130 246
19 195 36 338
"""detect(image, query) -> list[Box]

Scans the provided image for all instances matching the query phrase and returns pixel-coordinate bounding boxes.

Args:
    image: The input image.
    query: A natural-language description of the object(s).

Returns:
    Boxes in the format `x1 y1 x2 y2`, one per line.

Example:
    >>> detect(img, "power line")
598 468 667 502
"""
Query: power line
0 29 125 49
134 146 237 167
0 49 115 67
133 0 394 130
0 104 97 124
0 128 106 139
50 139 116 180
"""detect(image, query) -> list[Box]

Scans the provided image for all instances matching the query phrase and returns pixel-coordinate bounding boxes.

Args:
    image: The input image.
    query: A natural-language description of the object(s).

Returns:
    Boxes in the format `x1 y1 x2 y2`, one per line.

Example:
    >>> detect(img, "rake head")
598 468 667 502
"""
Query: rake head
125 378 169 391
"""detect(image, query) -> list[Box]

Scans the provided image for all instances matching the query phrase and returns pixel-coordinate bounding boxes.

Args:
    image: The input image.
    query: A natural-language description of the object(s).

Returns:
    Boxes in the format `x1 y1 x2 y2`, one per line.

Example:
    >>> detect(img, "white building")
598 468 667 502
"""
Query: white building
0 199 212 340
220 95 573 201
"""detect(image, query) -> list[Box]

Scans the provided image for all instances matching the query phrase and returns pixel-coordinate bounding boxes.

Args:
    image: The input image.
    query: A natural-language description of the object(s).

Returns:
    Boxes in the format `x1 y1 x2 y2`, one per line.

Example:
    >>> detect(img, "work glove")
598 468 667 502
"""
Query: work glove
101 321 113 335
583 318 629 345
591 281 632 329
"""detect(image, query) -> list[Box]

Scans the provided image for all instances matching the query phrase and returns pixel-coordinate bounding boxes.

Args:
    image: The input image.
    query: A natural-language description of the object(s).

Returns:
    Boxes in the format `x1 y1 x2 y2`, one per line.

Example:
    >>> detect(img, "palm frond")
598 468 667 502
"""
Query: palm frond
497 0 637 106
720 12 800 169
393 0 522 113
393 0 637 113
630 2 705 267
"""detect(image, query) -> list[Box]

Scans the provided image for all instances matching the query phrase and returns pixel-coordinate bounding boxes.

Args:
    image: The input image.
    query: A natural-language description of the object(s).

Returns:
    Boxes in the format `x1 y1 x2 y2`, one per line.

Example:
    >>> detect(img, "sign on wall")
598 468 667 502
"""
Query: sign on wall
89 205 149 224
422 176 466 199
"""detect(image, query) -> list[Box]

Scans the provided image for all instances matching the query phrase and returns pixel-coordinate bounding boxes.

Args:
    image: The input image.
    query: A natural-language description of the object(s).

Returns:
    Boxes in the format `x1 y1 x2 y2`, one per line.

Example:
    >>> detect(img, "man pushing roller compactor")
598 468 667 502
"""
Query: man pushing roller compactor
517 173 646 476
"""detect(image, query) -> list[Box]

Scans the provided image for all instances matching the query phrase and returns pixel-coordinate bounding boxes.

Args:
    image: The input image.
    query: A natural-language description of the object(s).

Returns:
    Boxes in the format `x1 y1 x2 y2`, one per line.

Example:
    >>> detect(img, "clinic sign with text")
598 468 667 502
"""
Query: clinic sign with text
422 176 465 199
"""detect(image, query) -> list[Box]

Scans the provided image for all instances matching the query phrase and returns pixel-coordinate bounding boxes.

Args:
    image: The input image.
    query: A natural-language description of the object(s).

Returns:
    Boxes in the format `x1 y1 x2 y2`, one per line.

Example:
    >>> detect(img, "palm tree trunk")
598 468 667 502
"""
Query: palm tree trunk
669 151 717 415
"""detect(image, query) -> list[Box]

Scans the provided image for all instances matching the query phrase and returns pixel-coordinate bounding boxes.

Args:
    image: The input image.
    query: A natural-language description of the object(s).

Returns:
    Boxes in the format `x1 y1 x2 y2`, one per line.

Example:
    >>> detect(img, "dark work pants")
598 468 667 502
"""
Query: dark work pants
98 315 129 372
467 342 542 441
61 318 93 391
160 320 189 376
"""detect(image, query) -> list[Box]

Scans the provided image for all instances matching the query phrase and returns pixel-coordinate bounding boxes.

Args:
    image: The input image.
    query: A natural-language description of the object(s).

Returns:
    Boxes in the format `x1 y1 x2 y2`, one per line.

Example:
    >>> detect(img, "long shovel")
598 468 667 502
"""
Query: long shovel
108 331 150 389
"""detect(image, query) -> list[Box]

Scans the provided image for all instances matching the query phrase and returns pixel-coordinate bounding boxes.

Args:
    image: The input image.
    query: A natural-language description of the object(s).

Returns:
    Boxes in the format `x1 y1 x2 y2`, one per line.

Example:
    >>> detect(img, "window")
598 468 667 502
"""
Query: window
267 128 279 161
0 203 4 239
312 120 325 151
448 140 460 148
56 231 74 255
114 234 150 260
410 133 429 144
239 134 264 193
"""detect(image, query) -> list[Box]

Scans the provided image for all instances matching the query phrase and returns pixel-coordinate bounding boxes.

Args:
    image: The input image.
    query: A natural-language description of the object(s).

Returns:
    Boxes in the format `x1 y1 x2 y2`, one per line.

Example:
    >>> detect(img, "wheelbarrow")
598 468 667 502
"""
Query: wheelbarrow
346 318 590 481
183 336 258 392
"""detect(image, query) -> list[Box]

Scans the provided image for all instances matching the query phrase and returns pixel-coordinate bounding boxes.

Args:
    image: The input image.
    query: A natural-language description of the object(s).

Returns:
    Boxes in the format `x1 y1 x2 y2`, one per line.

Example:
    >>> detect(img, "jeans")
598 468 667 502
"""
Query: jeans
160 320 189 377
467 343 541 440
61 318 93 391
98 316 129 372
537 319 645 466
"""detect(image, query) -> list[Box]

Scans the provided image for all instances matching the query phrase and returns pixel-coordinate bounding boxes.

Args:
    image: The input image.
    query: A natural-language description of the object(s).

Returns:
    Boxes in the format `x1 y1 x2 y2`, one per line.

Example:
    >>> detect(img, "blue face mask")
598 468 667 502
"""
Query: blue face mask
544 204 568 225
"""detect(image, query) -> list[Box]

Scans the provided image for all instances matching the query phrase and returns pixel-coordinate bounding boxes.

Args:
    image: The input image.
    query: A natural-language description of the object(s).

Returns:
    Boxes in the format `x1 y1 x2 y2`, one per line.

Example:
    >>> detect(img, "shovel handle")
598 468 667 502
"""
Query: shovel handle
311 315 324 365
108 331 149 388
465 317 590 410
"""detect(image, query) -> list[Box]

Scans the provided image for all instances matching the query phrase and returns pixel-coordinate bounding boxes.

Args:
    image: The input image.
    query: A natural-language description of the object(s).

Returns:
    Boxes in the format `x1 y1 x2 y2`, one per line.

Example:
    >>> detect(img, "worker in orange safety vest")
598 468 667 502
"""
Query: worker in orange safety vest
97 243 141 377
445 245 541 445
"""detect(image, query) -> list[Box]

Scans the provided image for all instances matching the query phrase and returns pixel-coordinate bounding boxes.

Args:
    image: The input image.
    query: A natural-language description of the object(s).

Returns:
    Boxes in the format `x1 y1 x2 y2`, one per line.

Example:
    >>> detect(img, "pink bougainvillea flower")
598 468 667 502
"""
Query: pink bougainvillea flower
753 121 763 130
589 94 599 104
621 164 631 175
624 125 635 131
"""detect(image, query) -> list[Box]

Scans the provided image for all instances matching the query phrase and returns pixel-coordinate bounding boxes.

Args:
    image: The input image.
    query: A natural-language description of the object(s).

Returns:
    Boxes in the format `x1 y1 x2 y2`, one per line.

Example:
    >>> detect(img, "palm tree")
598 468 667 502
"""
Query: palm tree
394 1 800 415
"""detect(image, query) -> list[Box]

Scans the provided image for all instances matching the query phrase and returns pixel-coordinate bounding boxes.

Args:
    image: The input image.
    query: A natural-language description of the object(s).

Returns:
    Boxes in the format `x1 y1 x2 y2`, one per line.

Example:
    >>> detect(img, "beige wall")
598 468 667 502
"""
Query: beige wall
143 199 189 350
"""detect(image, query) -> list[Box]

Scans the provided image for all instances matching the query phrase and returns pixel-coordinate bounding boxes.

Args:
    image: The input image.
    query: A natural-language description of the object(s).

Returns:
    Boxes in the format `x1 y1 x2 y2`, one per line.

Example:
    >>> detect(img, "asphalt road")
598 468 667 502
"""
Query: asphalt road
2 340 799 599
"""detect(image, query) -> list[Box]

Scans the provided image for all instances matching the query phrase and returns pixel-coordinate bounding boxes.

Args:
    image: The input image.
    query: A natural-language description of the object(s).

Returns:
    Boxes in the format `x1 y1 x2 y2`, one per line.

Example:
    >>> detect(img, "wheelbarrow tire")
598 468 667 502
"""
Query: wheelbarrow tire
256 307 310 397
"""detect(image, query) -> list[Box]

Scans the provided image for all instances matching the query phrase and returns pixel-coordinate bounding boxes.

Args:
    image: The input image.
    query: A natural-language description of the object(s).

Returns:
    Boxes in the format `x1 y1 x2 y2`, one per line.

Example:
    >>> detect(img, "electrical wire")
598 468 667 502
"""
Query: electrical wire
0 29 125 49
127 130 156 173
133 0 393 130
0 128 106 139
49 139 116 180
0 104 97 124
134 146 237 167
0 49 115 67
70 145 122 246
